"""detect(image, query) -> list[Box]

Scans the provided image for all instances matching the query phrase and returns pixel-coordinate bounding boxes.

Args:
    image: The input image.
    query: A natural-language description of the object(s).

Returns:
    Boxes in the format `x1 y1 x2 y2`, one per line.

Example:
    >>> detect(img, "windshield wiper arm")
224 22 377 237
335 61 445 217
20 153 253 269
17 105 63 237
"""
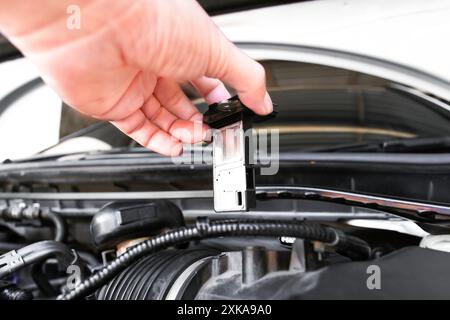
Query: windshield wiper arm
256 186 450 224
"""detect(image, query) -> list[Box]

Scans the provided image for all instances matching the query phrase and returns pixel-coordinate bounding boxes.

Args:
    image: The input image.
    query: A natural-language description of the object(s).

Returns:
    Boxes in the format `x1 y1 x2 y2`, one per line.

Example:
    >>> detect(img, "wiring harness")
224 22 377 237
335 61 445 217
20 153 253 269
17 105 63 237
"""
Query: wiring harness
58 218 371 300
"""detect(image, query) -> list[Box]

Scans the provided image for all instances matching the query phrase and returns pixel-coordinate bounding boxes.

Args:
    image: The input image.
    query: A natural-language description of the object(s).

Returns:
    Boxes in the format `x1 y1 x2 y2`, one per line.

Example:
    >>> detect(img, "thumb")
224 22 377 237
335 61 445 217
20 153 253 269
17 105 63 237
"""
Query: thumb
205 28 273 115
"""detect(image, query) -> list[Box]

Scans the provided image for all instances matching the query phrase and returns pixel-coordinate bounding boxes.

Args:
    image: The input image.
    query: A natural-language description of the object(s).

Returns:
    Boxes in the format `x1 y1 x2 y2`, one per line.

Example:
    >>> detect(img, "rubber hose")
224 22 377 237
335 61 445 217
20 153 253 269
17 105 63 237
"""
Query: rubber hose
0 241 76 279
31 262 59 297
41 211 67 242
19 241 75 267
58 219 371 300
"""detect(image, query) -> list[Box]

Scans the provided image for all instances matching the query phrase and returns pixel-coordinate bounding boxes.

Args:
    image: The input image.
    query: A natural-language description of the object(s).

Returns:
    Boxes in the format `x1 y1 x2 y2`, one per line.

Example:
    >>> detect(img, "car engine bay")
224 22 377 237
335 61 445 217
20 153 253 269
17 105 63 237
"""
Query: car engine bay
2 155 450 300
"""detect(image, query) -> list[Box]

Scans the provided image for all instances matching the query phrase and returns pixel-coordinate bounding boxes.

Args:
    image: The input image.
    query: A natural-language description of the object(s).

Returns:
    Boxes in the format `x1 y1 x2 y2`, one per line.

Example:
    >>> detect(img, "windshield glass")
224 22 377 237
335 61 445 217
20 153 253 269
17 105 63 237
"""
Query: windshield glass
3 59 450 159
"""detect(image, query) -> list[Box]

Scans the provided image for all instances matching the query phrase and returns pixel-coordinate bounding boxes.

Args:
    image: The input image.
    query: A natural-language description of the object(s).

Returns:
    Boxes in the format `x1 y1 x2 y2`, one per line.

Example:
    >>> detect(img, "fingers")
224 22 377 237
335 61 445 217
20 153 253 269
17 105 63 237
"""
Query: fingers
154 78 203 122
191 76 231 104
111 109 182 156
205 30 273 115
93 71 156 121
141 95 207 143
153 78 209 143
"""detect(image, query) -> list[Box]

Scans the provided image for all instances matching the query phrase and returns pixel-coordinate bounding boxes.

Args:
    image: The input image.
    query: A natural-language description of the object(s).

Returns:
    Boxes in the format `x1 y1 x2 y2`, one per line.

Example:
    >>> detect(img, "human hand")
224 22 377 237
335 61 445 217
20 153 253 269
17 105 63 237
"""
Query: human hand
0 0 272 156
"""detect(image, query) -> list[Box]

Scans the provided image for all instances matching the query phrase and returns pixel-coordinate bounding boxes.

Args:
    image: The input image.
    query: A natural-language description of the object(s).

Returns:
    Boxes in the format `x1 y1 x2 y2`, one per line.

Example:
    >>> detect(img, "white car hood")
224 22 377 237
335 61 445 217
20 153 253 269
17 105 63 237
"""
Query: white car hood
215 0 450 100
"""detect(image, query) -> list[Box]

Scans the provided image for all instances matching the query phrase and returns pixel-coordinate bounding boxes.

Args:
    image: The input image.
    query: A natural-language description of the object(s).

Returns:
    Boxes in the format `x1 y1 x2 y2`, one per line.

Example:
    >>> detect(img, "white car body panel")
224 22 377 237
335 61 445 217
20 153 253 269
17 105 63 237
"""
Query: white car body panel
215 0 450 99
0 59 61 161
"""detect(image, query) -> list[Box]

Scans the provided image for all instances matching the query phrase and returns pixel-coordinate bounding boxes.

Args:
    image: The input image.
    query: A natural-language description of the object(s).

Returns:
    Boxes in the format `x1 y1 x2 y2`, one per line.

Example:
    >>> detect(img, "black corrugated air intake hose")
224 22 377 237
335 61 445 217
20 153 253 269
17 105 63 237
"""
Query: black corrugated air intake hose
58 218 371 300
96 248 219 300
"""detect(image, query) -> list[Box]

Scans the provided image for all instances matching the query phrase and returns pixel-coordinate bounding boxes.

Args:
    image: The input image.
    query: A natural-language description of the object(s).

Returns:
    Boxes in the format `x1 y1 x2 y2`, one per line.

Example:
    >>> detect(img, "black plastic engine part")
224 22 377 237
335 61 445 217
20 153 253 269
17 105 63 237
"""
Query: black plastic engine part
58 219 371 300
97 249 218 300
90 200 185 249
202 246 450 299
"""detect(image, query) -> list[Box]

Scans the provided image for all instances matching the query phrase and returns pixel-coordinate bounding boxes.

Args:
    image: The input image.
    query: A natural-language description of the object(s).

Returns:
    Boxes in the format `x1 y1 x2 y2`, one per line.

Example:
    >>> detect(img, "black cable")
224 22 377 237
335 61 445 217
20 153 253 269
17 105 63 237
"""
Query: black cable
57 219 371 300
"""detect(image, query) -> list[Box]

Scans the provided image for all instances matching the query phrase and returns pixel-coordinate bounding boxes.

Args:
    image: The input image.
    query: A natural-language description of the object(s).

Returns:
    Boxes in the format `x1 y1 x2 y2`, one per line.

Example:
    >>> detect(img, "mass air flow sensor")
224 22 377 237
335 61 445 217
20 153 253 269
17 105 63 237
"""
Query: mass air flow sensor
203 96 276 212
